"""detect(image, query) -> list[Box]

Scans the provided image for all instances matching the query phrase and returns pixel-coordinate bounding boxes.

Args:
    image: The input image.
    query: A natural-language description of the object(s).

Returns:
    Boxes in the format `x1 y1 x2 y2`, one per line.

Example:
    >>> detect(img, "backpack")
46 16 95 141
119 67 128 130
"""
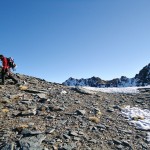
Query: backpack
7 57 16 69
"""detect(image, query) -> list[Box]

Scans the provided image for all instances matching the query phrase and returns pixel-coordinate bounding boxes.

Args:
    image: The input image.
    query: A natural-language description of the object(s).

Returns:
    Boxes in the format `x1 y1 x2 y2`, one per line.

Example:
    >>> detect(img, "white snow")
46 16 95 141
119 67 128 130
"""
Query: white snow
121 106 150 130
82 85 150 94
147 132 150 143
121 106 150 143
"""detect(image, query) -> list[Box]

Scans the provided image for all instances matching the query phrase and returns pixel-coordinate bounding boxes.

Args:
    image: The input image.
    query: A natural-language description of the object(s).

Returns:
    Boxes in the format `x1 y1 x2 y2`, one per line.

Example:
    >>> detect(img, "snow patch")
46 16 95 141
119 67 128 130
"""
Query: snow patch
147 133 150 143
82 85 150 94
121 106 150 130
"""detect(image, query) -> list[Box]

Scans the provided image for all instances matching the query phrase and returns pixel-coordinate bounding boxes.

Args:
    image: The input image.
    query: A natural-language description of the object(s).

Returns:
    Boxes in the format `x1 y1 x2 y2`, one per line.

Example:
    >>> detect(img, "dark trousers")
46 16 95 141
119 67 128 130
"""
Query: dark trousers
1 68 18 84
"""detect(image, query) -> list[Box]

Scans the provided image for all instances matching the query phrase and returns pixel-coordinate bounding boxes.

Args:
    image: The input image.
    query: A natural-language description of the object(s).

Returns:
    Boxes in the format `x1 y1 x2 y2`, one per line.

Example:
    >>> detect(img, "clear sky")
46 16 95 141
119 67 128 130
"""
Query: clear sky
0 0 150 83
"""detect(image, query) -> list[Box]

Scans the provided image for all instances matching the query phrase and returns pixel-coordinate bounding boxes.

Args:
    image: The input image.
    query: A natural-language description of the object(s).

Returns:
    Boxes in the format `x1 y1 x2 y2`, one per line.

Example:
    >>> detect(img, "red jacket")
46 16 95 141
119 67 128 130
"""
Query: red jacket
1 56 9 70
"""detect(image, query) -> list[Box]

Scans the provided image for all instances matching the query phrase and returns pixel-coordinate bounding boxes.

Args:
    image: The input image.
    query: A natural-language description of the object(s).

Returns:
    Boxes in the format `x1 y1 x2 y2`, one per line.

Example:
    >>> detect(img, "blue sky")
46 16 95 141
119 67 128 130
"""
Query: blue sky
0 0 150 83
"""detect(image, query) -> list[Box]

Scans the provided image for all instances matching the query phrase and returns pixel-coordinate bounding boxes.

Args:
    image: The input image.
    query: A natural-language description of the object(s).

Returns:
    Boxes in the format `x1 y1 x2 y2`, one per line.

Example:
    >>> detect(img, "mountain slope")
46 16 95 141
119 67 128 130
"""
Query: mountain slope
0 73 150 149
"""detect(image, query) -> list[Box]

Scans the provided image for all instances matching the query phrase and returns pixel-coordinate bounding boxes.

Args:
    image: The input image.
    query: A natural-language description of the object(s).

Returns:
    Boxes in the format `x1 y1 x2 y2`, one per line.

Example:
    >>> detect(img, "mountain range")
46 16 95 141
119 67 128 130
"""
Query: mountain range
63 63 150 87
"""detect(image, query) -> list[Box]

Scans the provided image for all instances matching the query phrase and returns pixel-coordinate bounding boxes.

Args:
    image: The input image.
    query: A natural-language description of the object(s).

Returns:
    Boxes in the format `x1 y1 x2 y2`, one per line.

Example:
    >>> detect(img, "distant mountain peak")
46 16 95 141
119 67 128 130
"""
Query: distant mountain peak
63 63 150 87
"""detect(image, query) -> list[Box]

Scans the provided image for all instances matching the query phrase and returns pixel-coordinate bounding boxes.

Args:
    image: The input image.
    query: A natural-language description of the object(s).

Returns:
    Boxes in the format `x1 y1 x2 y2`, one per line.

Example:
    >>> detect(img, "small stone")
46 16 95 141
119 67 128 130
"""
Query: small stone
46 115 56 119
88 139 97 144
63 134 71 139
76 109 86 115
73 137 81 141
28 122 35 127
69 131 78 136
113 105 121 110
46 129 55 134
107 108 114 112
49 106 64 111
116 144 124 149
19 134 46 149
78 131 84 135
37 93 47 99
74 100 81 104
96 124 106 129
52 145 58 150
1 98 10 104
1 143 15 150
135 99 144 104
113 139 122 145
21 108 36 116
121 129 132 134
121 140 131 147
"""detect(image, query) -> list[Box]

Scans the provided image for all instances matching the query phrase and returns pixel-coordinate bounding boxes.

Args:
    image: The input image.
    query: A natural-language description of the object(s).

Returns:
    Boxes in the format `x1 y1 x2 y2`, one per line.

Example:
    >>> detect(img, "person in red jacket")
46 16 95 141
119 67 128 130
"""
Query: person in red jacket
0 54 18 85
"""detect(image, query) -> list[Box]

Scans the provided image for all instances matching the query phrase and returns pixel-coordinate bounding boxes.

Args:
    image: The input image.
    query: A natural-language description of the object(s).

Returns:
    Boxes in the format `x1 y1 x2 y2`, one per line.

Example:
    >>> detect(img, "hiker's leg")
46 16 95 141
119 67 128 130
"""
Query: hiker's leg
1 69 6 84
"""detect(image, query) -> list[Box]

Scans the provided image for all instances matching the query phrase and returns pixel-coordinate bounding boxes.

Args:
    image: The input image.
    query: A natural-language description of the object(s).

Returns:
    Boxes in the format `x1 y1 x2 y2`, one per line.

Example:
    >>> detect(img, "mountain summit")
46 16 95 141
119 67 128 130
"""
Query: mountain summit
63 63 150 87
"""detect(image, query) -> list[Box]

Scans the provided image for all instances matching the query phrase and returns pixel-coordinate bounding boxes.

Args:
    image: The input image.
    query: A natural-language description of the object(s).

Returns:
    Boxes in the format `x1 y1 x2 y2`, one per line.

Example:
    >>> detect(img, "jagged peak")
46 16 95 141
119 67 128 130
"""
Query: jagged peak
63 63 150 87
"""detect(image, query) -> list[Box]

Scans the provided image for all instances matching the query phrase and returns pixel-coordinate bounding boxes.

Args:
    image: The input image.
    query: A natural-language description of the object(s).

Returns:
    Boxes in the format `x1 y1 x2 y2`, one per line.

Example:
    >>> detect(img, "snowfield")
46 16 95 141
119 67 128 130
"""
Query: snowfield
82 85 150 94
121 106 150 130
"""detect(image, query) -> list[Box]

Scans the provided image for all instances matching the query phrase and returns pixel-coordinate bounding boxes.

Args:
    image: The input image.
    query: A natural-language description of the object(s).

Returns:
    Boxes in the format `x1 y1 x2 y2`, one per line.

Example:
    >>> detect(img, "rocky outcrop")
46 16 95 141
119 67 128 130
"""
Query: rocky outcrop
63 63 150 87
135 63 150 86
0 73 150 149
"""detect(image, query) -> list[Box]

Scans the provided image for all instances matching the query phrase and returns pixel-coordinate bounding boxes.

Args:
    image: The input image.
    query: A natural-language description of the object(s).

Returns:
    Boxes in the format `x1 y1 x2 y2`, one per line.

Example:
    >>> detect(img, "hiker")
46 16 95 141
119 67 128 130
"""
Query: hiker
0 54 18 85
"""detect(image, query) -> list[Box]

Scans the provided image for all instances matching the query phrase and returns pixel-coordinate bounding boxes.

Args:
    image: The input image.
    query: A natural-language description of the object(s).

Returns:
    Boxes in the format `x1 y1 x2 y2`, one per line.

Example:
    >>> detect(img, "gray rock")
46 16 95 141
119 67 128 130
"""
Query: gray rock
72 86 97 95
37 93 47 99
96 124 106 129
45 128 55 134
116 144 124 149
63 134 71 139
24 89 42 93
20 110 36 116
1 143 15 150
121 129 132 134
135 99 144 104
73 137 81 141
19 134 46 150
69 131 78 136
49 105 64 111
21 129 43 136
107 107 114 112
20 100 31 105
88 139 97 144
113 105 121 110
60 142 76 150
113 139 122 145
1 98 10 104
74 100 81 104
121 140 131 147
76 109 86 115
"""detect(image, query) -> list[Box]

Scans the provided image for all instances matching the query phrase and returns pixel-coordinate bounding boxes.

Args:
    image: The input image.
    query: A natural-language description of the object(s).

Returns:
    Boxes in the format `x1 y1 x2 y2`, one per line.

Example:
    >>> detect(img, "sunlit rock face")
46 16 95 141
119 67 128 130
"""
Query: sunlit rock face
135 63 150 86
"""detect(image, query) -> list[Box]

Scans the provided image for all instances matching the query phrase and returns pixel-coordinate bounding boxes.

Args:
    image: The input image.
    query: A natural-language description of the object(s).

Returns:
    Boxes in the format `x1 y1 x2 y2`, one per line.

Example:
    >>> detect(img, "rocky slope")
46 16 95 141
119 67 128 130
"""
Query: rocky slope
63 63 150 87
0 73 150 149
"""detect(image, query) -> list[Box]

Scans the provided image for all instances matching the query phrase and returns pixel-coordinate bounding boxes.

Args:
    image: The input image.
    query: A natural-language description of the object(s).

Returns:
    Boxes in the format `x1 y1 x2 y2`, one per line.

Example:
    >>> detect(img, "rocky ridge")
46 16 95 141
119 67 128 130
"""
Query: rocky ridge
63 63 150 87
0 73 150 149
